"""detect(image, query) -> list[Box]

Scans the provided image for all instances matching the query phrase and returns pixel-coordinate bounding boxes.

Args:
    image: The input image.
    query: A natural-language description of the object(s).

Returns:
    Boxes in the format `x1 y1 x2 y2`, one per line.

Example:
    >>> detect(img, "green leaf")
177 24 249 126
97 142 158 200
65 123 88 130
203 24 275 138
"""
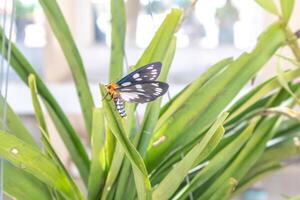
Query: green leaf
40 127 83 199
39 0 94 135
276 58 300 104
44 102 90 185
88 108 106 200
0 84 52 199
150 124 224 186
113 157 133 200
154 69 300 185
174 121 256 200
226 68 300 123
28 74 48 134
234 162 281 196
109 9 183 200
153 113 228 200
0 28 90 185
100 144 125 200
147 59 232 177
0 131 84 200
104 128 116 170
288 195 300 200
100 85 151 200
255 0 280 15
137 37 177 157
146 22 286 171
109 0 126 81
0 96 37 147
159 57 232 117
133 8 182 69
198 116 281 200
125 8 182 122
158 57 233 127
280 0 295 22
4 163 52 200
285 27 300 61
29 74 82 198
209 178 238 200
256 134 300 166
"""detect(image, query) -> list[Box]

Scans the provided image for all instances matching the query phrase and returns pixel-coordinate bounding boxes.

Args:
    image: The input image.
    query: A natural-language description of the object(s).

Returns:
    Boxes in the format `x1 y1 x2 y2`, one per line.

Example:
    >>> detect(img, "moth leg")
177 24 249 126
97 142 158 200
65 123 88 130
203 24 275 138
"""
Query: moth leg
101 92 109 101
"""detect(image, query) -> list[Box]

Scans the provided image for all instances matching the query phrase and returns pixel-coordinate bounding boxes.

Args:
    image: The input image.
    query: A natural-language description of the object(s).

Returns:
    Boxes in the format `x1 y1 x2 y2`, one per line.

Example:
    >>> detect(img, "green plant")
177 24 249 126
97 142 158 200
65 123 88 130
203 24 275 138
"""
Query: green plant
0 0 300 199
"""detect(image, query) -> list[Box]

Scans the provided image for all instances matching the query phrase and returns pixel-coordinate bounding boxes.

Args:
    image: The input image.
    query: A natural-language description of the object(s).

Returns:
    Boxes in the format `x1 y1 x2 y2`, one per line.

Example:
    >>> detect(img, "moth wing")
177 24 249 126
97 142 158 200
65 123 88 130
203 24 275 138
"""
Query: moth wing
117 81 169 103
117 62 162 87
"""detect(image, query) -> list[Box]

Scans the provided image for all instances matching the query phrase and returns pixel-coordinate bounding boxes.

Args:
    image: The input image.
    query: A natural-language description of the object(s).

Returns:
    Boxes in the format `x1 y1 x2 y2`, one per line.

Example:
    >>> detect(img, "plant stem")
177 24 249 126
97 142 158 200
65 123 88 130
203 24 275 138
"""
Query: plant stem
285 27 300 62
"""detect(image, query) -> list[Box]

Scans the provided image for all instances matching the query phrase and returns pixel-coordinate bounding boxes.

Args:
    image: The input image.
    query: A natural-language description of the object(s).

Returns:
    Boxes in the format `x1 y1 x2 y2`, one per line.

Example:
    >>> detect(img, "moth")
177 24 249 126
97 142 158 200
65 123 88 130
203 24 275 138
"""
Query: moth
104 62 169 117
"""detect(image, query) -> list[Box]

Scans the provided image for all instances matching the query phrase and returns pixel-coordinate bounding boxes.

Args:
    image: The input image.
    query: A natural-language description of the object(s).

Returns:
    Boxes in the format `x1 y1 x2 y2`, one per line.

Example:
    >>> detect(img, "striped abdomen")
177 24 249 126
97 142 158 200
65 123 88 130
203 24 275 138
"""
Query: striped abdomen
114 97 126 118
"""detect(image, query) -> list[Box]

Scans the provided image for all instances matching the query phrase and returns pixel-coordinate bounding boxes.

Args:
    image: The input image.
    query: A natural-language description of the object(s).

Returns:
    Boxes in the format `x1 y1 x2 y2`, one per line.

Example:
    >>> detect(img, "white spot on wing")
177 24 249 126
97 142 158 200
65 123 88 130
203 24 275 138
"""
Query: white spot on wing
133 73 140 78
151 83 159 87
135 84 142 89
121 82 131 86
120 92 140 101
147 66 154 70
136 78 142 81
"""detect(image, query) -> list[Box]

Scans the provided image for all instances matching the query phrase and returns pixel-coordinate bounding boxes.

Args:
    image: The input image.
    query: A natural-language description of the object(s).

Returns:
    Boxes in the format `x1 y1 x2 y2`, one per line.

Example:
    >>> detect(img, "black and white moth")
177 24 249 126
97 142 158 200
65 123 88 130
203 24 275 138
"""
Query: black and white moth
105 62 169 117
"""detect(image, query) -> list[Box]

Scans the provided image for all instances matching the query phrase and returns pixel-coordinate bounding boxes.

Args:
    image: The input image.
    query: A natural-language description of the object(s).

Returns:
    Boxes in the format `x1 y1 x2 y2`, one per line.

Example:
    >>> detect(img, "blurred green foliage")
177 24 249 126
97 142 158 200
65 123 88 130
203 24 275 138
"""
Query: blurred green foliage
0 0 300 199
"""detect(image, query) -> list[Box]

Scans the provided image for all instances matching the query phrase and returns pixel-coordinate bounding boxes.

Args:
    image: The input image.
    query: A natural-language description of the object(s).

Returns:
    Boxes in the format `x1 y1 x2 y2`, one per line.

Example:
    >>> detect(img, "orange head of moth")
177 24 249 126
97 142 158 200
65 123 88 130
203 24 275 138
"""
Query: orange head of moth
105 82 120 98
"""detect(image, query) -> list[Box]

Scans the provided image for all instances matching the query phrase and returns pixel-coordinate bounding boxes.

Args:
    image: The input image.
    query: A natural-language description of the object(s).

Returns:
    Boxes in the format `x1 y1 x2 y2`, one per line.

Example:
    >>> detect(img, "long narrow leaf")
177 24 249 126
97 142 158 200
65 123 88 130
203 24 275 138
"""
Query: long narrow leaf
150 124 224 186
0 96 37 147
116 14 182 200
255 0 280 15
226 68 300 123
134 9 182 69
0 27 90 185
4 163 52 200
233 162 281 196
198 116 281 200
38 0 94 135
209 178 238 200
280 0 295 22
276 59 300 103
88 108 106 200
109 0 126 81
158 57 233 128
137 37 176 157
109 9 183 200
146 22 286 170
28 74 48 133
0 131 84 200
0 86 51 199
29 74 83 198
174 120 256 200
101 144 124 200
153 113 228 200
100 85 151 200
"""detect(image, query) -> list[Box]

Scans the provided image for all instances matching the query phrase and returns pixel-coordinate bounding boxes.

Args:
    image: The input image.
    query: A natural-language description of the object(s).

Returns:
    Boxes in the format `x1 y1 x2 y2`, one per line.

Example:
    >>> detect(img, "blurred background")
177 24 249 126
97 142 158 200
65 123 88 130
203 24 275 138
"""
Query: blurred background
1 0 300 199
